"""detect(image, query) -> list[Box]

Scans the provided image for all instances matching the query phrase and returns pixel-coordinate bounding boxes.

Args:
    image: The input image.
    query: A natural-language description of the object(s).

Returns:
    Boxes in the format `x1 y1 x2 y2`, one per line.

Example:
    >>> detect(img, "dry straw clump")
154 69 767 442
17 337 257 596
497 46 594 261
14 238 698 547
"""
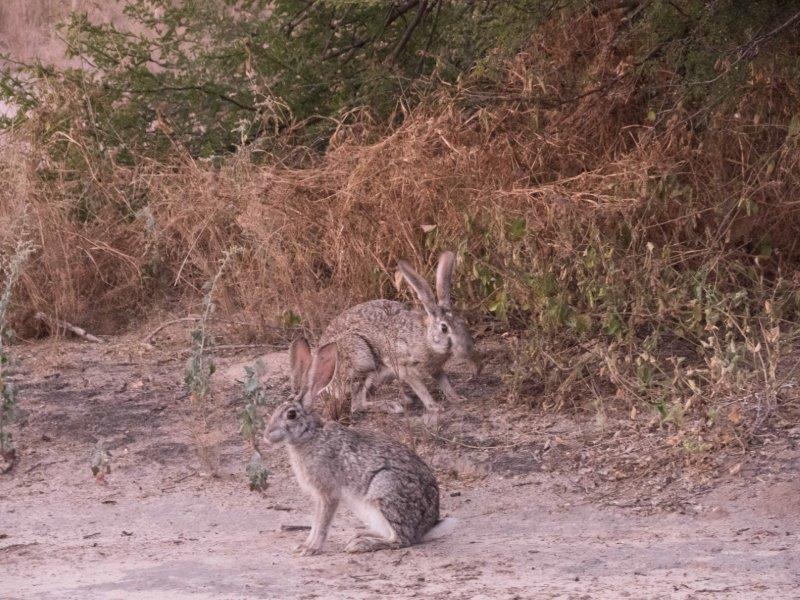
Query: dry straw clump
1 7 799 428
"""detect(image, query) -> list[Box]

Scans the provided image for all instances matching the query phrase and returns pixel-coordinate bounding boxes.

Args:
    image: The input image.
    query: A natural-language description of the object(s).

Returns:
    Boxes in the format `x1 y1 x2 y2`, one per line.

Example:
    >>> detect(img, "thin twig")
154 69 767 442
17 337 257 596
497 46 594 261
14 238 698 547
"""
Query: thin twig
203 343 276 354
34 312 104 344
145 315 201 343
280 524 311 532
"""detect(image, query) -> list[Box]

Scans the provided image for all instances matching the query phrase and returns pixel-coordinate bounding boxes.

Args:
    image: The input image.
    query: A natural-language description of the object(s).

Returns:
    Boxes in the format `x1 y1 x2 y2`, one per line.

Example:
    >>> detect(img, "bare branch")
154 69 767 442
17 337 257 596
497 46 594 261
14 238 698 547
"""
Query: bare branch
283 1 318 36
386 0 432 65
34 313 104 344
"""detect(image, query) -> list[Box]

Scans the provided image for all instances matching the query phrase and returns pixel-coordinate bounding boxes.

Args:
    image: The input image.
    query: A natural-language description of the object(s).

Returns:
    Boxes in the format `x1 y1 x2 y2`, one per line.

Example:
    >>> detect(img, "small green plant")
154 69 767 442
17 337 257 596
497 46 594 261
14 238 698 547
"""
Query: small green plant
0 240 35 473
184 246 240 474
185 247 239 403
239 359 270 491
245 451 269 492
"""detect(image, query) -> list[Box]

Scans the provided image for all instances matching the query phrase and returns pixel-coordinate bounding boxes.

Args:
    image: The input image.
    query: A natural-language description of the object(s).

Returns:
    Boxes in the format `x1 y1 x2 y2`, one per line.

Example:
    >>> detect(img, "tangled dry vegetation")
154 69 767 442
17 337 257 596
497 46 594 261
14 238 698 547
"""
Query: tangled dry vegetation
1 6 799 447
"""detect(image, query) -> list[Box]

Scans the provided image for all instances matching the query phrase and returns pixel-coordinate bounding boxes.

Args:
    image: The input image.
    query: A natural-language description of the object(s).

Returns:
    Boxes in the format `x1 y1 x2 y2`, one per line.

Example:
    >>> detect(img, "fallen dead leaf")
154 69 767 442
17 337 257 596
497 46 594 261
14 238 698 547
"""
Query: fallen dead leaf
728 405 742 426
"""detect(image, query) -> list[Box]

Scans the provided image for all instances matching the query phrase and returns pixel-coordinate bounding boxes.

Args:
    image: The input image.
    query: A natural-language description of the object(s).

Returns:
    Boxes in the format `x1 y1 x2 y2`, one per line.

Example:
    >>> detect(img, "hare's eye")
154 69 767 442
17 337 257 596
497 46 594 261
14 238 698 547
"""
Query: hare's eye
440 323 449 334
286 409 297 420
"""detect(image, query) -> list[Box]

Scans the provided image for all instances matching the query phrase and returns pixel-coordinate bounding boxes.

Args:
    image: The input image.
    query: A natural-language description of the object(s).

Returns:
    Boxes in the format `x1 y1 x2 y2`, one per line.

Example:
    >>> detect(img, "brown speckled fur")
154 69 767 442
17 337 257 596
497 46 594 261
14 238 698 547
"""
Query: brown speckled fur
318 252 478 414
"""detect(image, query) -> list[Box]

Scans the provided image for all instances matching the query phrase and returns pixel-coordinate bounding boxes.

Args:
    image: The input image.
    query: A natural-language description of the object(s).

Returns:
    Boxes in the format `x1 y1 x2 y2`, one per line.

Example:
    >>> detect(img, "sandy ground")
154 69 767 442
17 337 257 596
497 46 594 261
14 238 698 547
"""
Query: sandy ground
1 336 798 599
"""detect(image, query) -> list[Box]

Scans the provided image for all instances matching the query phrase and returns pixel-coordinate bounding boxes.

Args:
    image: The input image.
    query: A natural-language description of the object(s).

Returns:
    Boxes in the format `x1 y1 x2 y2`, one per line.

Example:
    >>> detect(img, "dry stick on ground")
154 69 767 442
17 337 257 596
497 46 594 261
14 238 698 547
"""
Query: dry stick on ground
34 312 104 343
209 343 276 352
144 315 201 343
146 315 285 344
178 343 276 356
280 524 312 532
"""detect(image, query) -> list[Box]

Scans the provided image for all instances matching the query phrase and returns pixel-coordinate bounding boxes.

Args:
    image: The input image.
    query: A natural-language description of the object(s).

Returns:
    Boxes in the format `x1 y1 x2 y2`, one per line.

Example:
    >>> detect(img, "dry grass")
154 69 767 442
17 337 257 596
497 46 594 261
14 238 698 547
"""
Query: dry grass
1 7 799 431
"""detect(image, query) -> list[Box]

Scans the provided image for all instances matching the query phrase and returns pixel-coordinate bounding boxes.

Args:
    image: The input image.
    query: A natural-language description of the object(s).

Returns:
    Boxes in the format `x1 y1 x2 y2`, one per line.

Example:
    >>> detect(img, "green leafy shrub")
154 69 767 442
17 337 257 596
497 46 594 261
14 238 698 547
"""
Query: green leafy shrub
2 0 548 160
239 359 270 491
184 247 239 474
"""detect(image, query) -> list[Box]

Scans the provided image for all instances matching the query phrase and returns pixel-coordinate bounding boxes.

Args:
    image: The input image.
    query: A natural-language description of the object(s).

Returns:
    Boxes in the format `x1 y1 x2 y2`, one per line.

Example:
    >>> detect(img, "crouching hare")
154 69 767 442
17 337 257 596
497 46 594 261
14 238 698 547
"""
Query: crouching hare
266 338 456 556
319 250 480 414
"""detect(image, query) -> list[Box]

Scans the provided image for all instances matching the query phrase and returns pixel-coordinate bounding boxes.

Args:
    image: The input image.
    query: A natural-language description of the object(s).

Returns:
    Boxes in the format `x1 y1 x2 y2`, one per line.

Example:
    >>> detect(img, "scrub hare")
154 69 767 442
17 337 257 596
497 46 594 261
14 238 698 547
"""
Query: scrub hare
267 338 456 555
319 251 479 414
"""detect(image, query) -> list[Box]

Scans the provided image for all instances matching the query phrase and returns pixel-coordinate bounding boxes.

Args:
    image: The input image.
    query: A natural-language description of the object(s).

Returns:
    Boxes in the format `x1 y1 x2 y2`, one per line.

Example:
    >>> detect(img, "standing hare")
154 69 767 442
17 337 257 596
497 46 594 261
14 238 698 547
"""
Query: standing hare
267 338 456 555
319 251 479 414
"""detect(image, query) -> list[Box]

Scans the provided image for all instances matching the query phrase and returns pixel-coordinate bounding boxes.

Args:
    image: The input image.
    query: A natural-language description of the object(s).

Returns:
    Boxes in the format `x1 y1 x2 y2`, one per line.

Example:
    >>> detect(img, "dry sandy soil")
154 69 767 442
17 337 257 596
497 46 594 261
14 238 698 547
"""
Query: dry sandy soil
1 333 798 599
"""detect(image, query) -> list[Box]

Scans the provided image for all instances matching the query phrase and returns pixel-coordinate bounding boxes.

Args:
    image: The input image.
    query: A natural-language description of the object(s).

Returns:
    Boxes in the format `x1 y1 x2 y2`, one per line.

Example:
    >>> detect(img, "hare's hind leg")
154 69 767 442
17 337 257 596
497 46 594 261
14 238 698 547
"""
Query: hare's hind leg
347 337 393 414
350 376 373 413
352 365 404 414
345 535 406 553
399 384 417 409
371 364 396 389
370 365 406 413
342 490 410 554
399 368 441 412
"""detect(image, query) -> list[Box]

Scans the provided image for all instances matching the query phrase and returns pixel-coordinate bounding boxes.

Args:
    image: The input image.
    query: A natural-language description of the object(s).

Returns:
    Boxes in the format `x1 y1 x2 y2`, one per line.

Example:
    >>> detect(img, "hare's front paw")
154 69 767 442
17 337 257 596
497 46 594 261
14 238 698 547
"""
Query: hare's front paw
293 543 322 557
425 400 444 412
424 400 444 415
422 409 442 428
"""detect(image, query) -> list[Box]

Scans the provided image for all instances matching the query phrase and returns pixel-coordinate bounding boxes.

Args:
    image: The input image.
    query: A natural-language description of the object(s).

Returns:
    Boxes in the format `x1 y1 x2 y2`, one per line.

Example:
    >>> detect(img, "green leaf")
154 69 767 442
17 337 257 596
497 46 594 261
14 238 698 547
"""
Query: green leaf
281 309 301 328
603 312 623 337
507 217 526 242
488 290 508 321
246 451 269 491
583 246 598 269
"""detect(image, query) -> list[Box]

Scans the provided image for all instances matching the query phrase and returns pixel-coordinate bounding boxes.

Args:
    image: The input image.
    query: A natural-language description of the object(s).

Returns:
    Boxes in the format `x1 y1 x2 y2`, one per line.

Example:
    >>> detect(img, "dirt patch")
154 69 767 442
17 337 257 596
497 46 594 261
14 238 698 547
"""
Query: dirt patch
1 335 798 598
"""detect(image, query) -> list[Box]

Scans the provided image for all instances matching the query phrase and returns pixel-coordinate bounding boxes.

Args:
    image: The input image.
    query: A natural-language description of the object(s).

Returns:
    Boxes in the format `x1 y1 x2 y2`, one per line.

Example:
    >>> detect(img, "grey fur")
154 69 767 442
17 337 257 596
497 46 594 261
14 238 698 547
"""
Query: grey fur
319 251 479 413
266 348 443 555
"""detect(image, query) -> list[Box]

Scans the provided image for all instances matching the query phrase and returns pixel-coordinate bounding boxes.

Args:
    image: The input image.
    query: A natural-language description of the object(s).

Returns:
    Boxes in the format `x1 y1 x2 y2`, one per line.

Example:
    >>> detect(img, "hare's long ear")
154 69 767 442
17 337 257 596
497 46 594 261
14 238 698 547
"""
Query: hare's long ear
289 337 312 395
398 259 438 315
435 251 455 309
308 341 337 401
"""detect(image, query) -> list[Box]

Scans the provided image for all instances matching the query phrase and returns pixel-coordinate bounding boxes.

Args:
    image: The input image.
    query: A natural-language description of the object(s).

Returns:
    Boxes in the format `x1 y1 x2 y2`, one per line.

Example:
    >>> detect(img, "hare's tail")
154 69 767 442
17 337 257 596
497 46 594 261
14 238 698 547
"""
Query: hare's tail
422 517 458 542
